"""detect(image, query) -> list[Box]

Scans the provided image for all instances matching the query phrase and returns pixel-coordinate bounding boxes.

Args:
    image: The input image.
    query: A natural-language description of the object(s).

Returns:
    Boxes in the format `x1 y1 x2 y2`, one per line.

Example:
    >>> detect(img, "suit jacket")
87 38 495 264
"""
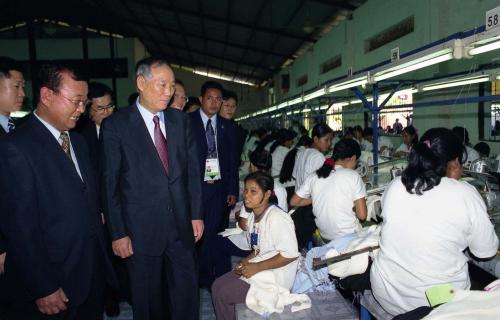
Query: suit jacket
0 126 6 254
100 105 202 256
74 115 100 172
189 110 239 198
0 115 109 305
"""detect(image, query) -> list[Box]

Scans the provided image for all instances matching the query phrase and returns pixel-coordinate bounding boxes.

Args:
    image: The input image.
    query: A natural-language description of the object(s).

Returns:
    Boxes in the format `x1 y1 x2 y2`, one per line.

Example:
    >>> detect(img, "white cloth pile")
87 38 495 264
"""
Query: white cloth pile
245 270 311 316
423 281 500 320
326 225 380 278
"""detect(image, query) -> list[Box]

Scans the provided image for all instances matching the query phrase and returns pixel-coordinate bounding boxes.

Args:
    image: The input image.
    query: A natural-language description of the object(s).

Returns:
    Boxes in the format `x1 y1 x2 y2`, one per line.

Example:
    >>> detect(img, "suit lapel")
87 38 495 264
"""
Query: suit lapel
70 132 90 185
216 117 225 156
164 109 181 181
29 116 85 186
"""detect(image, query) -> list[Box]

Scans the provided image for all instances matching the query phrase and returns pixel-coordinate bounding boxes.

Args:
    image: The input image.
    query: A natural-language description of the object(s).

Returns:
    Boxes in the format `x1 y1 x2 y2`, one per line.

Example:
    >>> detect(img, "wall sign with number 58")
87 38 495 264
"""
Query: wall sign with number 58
486 6 500 31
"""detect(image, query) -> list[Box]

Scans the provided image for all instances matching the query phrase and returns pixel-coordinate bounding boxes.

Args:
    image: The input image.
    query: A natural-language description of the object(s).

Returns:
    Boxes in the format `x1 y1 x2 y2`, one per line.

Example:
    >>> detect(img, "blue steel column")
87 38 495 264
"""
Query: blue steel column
372 84 379 176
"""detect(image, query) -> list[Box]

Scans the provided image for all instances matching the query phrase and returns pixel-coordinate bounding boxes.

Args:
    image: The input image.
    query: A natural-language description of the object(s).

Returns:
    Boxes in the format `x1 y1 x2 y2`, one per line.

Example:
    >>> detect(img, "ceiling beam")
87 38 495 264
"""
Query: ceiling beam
122 18 288 58
247 0 307 81
126 0 313 41
141 38 273 72
143 43 265 83
308 0 357 11
233 0 268 78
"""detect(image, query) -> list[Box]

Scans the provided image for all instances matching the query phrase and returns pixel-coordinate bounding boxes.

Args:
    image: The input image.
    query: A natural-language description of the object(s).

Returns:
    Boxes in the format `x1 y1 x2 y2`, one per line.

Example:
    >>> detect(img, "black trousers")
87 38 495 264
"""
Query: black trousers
2 239 105 320
126 240 199 320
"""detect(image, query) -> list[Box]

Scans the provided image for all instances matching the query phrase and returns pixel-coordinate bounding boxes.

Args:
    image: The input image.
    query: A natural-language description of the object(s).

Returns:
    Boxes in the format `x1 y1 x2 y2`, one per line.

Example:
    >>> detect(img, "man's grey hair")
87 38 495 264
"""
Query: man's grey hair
135 57 169 80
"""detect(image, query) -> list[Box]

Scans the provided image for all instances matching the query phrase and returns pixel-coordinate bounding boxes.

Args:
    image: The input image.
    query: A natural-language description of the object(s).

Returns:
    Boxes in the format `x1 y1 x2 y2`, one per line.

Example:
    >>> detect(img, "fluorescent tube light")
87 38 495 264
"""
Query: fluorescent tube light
288 97 303 106
373 52 453 81
327 76 368 93
301 108 311 113
304 88 326 101
422 76 490 91
469 40 500 55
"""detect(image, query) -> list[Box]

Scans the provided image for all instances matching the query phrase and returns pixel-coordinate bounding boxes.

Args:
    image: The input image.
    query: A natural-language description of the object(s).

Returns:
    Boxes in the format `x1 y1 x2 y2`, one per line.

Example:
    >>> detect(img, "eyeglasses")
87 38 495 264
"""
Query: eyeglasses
55 92 89 109
92 104 115 112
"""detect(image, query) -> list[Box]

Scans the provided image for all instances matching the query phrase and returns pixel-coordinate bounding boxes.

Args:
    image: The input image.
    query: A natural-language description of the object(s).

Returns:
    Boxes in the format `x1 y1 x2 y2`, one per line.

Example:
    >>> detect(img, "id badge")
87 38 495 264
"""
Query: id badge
204 157 221 181
250 232 258 247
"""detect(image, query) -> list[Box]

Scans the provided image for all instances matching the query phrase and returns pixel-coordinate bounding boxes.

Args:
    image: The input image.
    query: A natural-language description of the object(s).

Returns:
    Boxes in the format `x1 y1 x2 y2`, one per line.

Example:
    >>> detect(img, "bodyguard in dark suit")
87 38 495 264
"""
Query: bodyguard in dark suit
189 81 239 288
0 64 112 319
74 82 114 171
0 56 25 317
100 57 203 320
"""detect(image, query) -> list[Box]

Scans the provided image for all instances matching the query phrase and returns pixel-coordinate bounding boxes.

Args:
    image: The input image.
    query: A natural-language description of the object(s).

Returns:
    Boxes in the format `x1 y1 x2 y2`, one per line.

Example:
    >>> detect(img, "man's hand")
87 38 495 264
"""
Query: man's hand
112 236 133 258
192 220 204 242
227 195 237 207
36 288 68 315
236 263 260 278
0 252 5 274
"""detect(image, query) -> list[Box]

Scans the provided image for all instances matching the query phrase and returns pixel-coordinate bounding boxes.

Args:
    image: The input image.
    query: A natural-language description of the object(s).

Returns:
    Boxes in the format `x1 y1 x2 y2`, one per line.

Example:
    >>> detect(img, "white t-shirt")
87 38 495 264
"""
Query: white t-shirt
247 205 300 289
242 136 259 161
464 145 480 168
362 137 394 152
296 165 367 240
271 145 290 178
371 177 499 316
292 148 325 190
394 143 409 154
274 179 289 212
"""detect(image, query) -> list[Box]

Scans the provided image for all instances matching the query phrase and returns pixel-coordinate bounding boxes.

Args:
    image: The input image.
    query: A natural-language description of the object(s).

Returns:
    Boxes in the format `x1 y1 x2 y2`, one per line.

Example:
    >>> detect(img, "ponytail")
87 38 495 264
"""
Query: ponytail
279 148 299 183
401 128 465 195
316 138 361 179
316 158 336 178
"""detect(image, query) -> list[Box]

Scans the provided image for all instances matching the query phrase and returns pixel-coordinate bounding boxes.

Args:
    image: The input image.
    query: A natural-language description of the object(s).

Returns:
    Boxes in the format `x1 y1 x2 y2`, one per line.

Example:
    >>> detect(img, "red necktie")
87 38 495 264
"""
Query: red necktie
153 115 170 176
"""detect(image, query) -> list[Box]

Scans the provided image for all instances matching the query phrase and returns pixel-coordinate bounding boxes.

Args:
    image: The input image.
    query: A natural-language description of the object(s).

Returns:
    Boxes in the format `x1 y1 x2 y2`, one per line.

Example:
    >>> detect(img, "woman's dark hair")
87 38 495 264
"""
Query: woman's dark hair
279 135 312 183
311 123 333 139
474 142 490 157
363 127 373 138
316 139 361 178
451 126 470 145
401 128 466 195
249 148 272 171
245 171 277 204
402 125 419 146
270 129 296 153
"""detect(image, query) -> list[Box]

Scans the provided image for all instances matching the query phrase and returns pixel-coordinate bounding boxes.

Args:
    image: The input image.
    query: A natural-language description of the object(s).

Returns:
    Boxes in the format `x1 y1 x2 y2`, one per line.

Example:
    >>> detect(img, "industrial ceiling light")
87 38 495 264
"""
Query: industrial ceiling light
304 88 326 101
373 49 454 82
327 75 369 93
422 76 490 91
469 40 500 55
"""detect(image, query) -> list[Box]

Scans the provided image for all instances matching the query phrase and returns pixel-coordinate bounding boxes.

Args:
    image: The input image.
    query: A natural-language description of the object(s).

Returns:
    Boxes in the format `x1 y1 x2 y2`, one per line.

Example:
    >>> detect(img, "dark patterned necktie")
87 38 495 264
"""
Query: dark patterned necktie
206 118 217 158
7 118 15 132
60 132 72 160
153 115 170 175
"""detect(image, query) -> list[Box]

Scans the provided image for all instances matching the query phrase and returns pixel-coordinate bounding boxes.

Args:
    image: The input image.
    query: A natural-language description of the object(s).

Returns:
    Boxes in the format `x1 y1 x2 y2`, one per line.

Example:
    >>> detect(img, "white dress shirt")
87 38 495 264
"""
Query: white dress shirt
136 99 167 141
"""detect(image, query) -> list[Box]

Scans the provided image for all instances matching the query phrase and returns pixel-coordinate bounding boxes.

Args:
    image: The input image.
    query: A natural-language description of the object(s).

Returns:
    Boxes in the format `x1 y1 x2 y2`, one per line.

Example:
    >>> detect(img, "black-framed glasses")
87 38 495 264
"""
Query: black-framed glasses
55 92 89 109
92 104 115 112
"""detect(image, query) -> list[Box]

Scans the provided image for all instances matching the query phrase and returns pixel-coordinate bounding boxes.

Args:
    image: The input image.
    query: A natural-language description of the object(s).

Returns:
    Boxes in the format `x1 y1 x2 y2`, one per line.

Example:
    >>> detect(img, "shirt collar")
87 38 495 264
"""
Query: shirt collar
0 114 9 132
199 108 217 129
34 110 67 142
136 98 164 124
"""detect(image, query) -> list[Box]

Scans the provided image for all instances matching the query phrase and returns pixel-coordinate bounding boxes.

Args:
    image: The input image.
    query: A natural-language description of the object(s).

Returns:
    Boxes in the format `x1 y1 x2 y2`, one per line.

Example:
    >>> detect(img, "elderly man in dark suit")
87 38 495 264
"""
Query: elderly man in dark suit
189 81 239 288
100 57 203 320
0 63 113 319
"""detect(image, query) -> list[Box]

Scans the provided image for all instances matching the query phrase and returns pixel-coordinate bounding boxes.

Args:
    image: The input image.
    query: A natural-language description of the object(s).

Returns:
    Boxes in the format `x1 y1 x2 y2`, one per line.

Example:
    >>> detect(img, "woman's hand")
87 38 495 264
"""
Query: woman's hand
238 263 261 278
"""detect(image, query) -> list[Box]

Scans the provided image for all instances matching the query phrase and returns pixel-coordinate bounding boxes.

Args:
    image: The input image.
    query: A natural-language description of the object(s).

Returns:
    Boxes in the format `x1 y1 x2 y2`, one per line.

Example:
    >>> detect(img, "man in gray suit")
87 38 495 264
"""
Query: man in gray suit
100 57 204 320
